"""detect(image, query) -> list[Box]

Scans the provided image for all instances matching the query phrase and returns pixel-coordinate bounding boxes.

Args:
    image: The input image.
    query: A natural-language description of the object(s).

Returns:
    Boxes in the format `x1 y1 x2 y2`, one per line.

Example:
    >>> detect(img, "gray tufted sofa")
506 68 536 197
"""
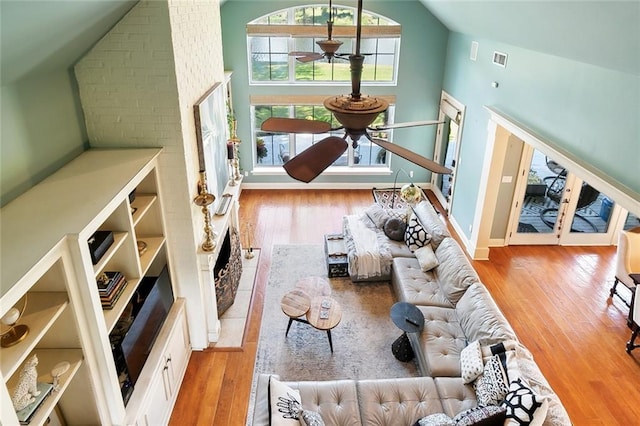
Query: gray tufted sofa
252 200 571 425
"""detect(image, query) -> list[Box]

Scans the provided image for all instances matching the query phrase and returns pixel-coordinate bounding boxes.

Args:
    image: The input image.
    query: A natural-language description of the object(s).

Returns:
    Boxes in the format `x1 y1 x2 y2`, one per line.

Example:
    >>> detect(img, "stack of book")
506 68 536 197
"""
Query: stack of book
98 271 128 310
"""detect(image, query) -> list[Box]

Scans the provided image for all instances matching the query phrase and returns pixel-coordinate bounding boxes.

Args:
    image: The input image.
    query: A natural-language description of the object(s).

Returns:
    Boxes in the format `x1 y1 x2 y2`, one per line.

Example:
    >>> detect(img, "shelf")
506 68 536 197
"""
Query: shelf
6 349 83 426
131 195 157 227
92 231 129 276
103 276 141 333
137 236 166 276
1 293 68 379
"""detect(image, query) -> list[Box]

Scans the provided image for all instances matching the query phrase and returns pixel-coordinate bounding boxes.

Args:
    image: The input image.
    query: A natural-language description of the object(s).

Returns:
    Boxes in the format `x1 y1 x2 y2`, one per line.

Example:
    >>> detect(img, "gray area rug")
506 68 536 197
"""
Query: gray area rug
246 244 418 422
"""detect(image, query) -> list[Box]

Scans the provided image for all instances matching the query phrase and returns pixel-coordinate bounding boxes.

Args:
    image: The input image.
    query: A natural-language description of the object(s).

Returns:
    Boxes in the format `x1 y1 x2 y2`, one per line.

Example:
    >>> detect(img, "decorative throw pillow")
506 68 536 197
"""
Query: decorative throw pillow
502 379 549 426
405 213 431 252
412 413 456 426
269 376 301 425
414 245 439 271
460 340 484 384
365 203 390 228
384 217 406 241
474 355 509 407
298 409 325 426
453 405 507 426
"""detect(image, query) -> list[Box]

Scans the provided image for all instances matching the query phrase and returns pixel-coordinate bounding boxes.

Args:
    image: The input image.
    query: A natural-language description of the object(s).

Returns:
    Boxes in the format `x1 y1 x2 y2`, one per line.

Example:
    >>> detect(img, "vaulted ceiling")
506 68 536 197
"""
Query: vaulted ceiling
1 0 638 85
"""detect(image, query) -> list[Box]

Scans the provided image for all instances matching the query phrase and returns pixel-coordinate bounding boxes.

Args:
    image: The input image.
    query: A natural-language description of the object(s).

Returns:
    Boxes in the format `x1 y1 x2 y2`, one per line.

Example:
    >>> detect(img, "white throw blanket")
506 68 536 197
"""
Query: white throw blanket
346 215 381 278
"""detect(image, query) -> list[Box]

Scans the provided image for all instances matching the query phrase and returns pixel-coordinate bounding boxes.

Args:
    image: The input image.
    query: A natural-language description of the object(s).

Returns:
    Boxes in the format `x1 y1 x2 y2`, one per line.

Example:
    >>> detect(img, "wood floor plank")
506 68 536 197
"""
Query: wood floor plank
169 189 640 426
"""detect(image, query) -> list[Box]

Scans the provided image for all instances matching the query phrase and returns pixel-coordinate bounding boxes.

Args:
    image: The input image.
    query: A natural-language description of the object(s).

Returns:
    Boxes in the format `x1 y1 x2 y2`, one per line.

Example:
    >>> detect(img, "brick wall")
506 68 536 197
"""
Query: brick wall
75 0 224 349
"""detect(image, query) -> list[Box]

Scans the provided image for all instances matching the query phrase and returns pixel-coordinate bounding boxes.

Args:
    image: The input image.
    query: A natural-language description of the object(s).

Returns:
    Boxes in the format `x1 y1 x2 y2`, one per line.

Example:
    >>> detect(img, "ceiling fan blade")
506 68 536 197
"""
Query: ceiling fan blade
289 51 316 56
370 120 444 131
261 117 332 134
370 138 452 174
283 136 348 183
296 53 324 63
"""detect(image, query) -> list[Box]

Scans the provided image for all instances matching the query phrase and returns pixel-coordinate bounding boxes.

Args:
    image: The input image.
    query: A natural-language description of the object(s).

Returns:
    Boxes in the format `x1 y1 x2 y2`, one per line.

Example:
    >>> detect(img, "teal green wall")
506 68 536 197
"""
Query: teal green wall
220 0 448 185
1 70 88 206
442 33 640 237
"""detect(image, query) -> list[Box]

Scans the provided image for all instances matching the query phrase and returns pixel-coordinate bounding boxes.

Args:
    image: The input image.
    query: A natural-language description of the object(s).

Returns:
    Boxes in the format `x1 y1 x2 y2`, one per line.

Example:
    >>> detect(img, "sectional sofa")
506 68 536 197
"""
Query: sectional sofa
252 200 571 425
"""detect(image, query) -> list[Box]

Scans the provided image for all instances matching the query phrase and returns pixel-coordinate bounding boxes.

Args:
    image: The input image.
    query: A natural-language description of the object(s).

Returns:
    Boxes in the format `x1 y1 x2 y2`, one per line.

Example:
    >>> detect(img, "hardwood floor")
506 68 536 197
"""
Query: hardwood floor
169 189 639 426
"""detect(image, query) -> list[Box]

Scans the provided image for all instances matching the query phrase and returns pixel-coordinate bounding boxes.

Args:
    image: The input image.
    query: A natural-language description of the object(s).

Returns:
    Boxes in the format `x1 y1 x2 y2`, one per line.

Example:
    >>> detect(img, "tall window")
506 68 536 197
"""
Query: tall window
247 4 401 84
252 98 394 170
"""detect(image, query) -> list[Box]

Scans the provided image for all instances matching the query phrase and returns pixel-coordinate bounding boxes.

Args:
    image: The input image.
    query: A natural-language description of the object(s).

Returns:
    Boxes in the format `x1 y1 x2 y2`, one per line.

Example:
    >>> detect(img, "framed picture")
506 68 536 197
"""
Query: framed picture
194 82 229 205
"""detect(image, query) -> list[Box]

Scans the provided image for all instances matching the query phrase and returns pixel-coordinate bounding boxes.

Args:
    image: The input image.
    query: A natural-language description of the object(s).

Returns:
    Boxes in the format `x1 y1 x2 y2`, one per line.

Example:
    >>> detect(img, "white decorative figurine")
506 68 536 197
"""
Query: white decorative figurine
12 354 41 411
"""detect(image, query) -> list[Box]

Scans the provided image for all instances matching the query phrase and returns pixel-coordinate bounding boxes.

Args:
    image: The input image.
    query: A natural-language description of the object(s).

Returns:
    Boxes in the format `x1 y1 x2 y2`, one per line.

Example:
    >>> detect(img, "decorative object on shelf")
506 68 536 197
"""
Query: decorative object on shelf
228 119 242 184
51 361 71 392
87 230 114 265
12 354 41 411
214 193 233 216
137 240 148 256
1 295 29 348
244 222 255 259
193 170 217 252
98 271 128 310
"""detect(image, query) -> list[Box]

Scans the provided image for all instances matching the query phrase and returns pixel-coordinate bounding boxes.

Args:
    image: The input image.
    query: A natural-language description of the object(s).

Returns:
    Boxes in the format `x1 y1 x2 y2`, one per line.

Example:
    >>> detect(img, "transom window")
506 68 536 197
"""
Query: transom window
251 96 395 170
247 4 401 84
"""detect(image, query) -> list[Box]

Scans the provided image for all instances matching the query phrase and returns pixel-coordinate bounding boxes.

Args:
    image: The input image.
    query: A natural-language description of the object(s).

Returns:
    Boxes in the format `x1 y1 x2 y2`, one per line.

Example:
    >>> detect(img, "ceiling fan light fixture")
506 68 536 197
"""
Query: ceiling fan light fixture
316 39 343 54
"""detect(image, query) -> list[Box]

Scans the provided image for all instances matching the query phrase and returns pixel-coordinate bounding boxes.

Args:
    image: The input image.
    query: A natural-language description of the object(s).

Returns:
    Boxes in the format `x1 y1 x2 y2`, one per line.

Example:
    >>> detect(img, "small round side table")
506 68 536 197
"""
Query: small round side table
390 302 424 362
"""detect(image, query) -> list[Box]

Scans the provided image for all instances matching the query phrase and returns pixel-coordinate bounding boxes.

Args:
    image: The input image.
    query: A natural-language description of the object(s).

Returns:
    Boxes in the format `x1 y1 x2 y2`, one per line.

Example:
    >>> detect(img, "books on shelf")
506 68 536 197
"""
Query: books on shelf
15 382 54 424
98 271 128 309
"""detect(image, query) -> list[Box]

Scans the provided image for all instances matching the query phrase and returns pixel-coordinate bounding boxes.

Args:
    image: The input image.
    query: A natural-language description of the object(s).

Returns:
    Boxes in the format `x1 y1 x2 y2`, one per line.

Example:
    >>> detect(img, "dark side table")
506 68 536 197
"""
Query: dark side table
390 302 424 362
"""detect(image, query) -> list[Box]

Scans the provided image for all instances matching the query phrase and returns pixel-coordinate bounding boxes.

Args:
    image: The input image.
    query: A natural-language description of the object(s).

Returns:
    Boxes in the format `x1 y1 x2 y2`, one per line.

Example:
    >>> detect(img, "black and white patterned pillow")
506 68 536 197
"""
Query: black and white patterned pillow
460 340 484 384
501 378 548 425
405 213 431 252
298 409 325 426
473 355 509 407
413 413 456 426
453 405 507 425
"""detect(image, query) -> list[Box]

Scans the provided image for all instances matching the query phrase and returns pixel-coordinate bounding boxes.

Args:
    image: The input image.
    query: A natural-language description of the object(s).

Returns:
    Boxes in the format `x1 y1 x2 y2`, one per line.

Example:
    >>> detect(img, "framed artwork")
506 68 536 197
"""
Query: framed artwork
194 82 229 206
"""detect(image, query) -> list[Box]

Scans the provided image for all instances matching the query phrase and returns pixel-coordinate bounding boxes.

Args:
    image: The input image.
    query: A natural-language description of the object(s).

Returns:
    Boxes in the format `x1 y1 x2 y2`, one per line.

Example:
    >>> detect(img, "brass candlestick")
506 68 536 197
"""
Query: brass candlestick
244 222 255 259
193 171 217 252
229 119 242 182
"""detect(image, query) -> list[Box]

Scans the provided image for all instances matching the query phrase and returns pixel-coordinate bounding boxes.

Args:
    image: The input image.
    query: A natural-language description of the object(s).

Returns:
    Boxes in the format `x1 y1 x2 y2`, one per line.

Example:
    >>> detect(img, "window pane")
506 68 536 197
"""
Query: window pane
377 38 397 54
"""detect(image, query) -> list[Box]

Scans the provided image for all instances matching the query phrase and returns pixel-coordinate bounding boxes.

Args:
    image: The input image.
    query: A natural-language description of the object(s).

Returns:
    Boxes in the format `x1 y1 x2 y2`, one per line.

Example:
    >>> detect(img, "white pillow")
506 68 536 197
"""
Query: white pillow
460 340 484 384
414 245 439 271
269 376 301 425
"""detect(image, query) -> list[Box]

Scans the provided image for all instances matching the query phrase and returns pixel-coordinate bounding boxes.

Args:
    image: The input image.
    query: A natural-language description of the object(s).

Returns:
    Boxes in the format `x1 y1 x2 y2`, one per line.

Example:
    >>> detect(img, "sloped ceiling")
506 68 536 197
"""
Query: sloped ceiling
0 0 137 85
418 0 639 75
1 0 638 85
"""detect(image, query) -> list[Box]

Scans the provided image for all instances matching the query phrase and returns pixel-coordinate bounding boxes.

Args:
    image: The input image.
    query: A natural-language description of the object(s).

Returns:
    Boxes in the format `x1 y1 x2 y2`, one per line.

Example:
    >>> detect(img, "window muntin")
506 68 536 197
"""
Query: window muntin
252 103 393 169
248 4 400 84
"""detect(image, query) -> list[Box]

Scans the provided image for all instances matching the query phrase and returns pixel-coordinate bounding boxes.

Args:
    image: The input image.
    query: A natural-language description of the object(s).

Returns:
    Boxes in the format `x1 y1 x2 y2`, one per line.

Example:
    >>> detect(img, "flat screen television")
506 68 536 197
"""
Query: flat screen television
110 265 174 403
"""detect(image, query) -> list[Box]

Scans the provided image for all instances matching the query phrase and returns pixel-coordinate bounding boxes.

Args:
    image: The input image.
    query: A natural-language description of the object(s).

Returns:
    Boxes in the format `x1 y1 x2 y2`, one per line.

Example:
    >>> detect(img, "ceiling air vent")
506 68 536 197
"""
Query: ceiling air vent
493 51 507 68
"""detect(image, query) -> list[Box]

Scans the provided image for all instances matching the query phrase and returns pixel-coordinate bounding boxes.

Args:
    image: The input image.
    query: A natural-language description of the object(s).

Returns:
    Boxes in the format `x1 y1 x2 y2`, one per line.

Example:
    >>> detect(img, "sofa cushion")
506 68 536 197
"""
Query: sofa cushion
473 355 509 407
294 379 362 426
453 405 507 426
391 258 454 308
412 201 450 250
405 212 432 252
384 217 406 241
434 238 480 305
502 378 549 426
415 306 467 376
365 203 391 228
357 377 445 425
415 245 439 271
388 239 415 258
269 376 302 425
414 413 456 426
456 284 518 346
460 341 484 384
433 377 478 418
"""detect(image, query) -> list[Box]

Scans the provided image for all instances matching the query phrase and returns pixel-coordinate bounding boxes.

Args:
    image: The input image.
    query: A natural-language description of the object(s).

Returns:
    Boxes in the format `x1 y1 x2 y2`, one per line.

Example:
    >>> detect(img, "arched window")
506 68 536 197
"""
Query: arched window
247 4 401 84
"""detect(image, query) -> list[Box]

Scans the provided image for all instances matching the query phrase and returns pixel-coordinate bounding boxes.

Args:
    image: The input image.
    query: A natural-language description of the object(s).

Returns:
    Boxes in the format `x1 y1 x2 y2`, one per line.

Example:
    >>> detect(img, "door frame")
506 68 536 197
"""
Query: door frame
431 91 465 213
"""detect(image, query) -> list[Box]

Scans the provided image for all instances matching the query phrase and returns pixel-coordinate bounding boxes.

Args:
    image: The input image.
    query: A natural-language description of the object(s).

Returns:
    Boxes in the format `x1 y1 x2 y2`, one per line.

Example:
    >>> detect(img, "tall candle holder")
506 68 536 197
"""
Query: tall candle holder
228 119 242 182
244 222 255 259
193 171 217 252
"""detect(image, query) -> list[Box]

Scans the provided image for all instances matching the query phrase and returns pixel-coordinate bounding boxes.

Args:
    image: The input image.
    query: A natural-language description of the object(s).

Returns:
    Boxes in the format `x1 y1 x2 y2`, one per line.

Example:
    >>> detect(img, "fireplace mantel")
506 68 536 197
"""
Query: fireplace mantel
198 177 243 344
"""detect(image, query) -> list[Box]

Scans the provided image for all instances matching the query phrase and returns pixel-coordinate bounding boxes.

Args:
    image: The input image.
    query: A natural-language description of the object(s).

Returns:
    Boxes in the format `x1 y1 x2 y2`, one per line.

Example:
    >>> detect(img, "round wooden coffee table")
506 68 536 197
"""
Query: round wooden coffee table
280 277 341 352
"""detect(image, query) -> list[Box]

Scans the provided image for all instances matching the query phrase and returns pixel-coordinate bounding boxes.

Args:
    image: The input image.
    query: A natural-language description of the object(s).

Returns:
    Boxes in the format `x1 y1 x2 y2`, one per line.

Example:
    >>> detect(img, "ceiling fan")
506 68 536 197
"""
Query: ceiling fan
289 0 348 63
261 0 452 183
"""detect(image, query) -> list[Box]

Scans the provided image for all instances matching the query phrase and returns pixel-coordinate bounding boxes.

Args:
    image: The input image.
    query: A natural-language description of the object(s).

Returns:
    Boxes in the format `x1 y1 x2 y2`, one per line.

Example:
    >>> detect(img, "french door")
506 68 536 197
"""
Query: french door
507 145 623 245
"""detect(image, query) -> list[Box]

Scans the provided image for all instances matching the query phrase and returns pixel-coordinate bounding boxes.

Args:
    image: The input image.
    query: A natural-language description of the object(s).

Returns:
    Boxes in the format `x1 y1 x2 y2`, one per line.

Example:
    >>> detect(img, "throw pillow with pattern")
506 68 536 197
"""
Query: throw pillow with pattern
413 413 456 426
405 213 431 252
461 340 484 384
502 378 549 426
298 409 325 426
454 405 507 426
474 355 509 407
269 376 301 426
